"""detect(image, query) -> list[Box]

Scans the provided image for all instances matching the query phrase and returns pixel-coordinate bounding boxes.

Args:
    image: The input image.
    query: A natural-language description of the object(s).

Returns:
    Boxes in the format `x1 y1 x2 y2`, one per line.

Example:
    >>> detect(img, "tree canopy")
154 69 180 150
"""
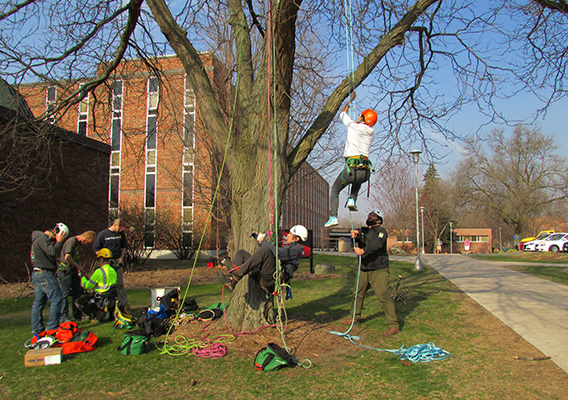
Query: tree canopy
2 0 567 249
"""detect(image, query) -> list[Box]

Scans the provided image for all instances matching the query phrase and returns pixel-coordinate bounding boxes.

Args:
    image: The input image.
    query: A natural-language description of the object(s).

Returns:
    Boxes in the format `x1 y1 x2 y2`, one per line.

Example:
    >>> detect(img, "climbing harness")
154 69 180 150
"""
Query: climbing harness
345 155 374 173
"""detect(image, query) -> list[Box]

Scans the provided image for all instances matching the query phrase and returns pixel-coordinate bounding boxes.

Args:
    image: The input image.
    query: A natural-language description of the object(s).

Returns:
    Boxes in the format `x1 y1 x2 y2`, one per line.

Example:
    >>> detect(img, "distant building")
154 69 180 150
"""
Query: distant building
19 55 329 252
453 228 493 254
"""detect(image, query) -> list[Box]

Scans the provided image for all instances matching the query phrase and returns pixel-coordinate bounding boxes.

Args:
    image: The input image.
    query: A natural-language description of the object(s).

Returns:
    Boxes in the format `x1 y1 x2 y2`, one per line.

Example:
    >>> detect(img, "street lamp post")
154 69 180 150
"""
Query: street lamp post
449 221 453 254
410 149 422 271
420 206 425 254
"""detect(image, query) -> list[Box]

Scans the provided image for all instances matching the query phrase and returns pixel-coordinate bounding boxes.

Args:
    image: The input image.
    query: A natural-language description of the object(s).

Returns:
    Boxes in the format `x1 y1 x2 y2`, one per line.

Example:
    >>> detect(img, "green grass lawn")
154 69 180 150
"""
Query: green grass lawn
467 253 568 285
1 254 566 400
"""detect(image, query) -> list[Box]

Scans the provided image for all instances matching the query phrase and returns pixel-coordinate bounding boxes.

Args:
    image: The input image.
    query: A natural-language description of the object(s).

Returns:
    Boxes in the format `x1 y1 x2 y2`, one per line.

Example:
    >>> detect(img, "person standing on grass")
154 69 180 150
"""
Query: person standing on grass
58 230 96 322
30 223 69 335
341 210 400 336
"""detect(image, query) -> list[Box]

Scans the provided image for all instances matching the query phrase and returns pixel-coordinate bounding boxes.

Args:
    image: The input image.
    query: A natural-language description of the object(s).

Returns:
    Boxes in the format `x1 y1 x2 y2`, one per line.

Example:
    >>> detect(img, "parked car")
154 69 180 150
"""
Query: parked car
519 230 555 250
563 242 568 252
523 233 557 251
535 233 568 253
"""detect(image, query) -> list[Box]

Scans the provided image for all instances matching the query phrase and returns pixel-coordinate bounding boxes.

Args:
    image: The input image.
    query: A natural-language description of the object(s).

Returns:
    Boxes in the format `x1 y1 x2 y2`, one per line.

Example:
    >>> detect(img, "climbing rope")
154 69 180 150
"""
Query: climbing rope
158 56 242 357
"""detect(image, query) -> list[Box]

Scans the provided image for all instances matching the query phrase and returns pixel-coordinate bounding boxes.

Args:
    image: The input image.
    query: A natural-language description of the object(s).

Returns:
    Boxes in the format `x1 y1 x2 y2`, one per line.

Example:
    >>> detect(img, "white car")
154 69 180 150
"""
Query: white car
523 233 557 251
535 233 568 253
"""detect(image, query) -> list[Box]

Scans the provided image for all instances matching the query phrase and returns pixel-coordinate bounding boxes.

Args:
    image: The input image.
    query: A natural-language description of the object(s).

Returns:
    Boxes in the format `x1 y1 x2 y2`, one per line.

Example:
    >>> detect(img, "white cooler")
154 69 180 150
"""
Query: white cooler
150 287 180 311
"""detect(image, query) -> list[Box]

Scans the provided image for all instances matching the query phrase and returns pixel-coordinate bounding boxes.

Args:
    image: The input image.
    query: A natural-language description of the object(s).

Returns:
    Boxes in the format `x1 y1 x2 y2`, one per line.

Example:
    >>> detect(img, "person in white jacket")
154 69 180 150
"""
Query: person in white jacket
325 92 377 227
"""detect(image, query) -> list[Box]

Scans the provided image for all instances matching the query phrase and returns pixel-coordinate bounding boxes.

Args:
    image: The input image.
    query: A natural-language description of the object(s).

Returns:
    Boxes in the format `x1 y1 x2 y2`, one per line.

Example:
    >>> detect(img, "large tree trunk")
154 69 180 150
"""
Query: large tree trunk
225 275 276 331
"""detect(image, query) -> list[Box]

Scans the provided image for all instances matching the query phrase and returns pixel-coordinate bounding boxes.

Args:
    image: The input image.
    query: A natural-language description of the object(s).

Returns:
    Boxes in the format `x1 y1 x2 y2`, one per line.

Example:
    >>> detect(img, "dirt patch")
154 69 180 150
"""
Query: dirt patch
167 317 352 364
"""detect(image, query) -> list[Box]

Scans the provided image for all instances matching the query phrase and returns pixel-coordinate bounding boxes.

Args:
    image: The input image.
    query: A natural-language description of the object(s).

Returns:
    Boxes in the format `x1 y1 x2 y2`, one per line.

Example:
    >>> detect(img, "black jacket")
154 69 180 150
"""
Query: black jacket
355 224 389 270
261 240 304 279
31 231 64 271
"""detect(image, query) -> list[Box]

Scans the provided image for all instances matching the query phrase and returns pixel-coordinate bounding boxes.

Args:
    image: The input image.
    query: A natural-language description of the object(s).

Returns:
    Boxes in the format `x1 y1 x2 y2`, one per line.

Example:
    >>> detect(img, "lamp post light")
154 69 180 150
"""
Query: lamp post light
420 206 425 254
449 221 453 254
410 149 422 271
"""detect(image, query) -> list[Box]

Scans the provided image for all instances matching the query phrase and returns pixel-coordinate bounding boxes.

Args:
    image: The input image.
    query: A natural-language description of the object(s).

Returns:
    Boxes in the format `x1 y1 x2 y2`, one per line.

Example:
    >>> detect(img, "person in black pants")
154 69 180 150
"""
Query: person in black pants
220 225 308 293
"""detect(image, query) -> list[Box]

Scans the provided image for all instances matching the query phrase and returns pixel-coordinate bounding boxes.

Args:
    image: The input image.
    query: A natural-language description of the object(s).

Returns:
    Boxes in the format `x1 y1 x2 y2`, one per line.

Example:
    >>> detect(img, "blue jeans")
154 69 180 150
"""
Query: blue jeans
58 268 84 321
31 270 63 334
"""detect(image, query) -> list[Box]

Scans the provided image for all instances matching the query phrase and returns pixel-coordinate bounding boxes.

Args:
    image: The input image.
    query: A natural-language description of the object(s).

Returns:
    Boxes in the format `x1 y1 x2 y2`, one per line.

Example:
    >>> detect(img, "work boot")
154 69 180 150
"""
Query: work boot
382 327 400 336
216 271 236 291
347 198 358 211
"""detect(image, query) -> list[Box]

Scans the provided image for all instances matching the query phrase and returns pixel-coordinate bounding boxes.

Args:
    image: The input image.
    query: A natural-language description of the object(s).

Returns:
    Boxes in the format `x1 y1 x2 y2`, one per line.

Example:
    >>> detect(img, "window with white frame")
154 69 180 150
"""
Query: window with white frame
144 76 159 248
46 86 56 124
182 76 195 247
77 84 88 135
109 81 123 212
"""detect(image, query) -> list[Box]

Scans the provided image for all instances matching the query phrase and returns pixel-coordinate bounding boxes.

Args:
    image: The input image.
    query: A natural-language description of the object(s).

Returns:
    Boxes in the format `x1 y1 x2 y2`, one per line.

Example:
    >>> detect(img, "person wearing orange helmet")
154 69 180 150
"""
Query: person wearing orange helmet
325 92 376 228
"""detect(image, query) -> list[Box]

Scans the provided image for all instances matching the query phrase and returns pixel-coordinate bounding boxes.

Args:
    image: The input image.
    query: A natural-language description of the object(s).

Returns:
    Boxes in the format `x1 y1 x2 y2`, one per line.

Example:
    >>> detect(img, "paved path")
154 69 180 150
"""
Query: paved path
419 254 568 374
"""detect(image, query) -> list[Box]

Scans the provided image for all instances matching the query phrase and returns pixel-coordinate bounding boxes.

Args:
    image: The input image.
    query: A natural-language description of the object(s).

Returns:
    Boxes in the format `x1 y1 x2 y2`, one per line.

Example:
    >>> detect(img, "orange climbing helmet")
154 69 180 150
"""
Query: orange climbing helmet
360 109 378 127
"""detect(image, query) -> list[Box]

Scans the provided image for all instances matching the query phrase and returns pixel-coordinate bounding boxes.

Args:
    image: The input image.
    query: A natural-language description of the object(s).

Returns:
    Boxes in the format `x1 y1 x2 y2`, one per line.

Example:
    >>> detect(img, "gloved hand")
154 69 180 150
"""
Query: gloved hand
257 233 266 243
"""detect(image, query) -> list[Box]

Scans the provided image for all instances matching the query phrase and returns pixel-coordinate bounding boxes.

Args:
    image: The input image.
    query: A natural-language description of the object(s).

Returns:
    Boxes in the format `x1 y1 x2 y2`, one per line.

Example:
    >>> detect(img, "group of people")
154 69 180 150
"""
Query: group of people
31 94 399 337
30 218 129 335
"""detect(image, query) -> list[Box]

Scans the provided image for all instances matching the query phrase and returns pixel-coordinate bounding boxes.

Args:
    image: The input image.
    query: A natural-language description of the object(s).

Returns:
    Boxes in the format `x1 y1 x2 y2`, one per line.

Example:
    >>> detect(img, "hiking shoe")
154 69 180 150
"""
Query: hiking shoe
382 327 400 336
347 198 358 211
216 271 235 291
324 216 339 228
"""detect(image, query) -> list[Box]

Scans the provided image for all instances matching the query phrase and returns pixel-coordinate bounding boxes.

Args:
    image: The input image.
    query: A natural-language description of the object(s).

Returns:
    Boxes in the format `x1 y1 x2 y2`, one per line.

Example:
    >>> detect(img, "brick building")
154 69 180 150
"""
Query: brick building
19 54 329 253
0 79 110 281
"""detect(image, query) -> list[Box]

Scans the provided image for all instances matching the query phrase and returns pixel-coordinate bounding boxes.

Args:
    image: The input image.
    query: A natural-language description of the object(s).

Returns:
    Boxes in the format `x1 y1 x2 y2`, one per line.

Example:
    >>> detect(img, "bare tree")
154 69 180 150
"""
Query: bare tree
3 0 568 252
452 125 568 236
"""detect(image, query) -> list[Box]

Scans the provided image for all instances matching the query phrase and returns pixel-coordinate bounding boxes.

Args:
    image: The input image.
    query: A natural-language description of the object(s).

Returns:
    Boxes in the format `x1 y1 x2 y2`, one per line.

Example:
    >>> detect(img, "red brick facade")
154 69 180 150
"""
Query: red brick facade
19 54 329 253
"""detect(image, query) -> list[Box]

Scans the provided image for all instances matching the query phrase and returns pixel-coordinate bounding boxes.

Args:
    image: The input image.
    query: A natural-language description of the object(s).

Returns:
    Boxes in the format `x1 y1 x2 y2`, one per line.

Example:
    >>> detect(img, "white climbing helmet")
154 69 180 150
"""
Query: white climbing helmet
54 222 69 237
290 225 308 242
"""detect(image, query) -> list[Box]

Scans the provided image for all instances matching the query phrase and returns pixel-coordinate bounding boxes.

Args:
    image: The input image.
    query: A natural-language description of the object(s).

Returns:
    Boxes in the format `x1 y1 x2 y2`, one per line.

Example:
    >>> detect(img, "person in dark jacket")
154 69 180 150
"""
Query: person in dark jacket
58 230 96 322
220 225 308 294
93 218 129 312
30 223 69 334
341 210 400 336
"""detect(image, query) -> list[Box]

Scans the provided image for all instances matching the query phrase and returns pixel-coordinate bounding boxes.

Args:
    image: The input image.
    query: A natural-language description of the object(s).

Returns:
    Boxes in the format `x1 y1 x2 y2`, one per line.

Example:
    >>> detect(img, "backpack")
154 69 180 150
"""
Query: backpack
253 343 296 371
117 330 149 355
137 308 170 337
158 288 180 315
30 321 98 355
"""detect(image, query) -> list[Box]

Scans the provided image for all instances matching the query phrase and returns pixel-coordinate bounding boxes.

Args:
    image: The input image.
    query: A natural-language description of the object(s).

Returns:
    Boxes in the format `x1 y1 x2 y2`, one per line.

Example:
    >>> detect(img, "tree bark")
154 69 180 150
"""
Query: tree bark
225 275 275 332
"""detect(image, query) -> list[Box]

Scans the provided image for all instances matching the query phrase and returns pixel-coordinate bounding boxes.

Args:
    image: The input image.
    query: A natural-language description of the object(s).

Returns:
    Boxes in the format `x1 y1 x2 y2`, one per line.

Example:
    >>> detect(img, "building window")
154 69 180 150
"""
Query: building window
183 165 193 207
77 84 88 135
111 80 123 151
110 172 119 209
46 86 56 124
144 77 158 247
109 80 123 213
181 76 195 246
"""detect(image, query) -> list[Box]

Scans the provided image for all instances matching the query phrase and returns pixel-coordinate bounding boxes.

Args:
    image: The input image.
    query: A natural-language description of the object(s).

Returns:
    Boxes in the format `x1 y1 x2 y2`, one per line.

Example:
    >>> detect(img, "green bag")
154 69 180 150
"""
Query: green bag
118 331 148 355
254 343 295 371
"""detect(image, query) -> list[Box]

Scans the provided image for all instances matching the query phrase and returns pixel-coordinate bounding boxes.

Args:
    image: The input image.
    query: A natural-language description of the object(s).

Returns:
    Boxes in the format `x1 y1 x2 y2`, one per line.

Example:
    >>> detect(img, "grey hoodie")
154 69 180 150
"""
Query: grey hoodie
31 231 63 271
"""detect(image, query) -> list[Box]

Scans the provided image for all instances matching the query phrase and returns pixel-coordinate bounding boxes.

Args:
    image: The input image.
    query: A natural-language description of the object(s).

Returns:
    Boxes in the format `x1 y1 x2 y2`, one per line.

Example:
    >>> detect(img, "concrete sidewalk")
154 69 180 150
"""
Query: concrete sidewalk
420 254 568 374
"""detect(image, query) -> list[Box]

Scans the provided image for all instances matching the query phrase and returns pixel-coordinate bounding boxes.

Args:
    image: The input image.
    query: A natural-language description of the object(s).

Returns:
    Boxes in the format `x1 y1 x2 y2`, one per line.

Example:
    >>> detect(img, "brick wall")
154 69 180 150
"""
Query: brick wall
0 116 110 282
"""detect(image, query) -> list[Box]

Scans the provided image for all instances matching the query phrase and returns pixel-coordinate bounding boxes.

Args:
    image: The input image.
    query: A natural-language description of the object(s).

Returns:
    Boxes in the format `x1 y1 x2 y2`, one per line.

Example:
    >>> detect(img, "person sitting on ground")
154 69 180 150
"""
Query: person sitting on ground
219 225 308 294
75 248 118 322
